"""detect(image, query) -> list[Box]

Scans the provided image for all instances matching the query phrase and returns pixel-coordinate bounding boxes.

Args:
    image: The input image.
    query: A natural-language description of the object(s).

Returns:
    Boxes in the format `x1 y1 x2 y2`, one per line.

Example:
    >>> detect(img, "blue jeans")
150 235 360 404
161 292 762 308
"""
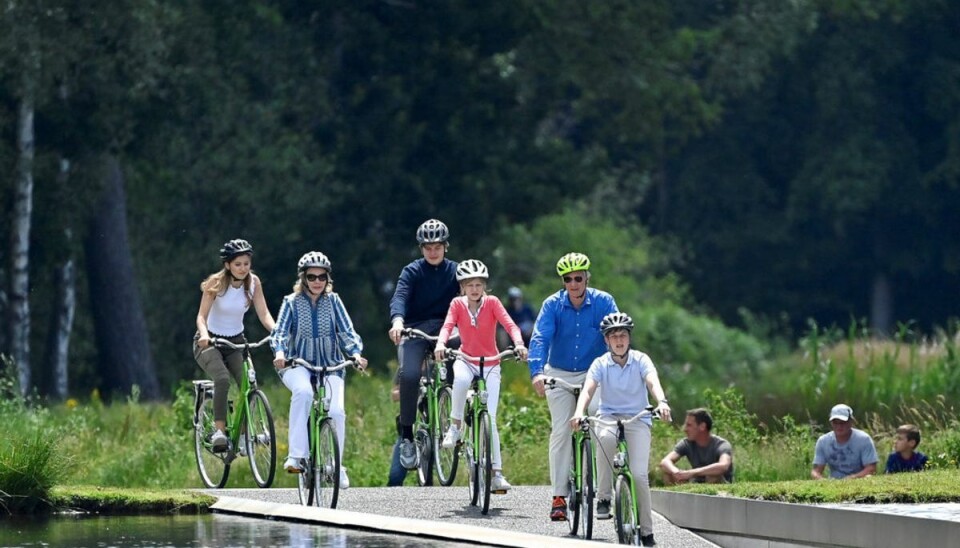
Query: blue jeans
388 438 407 486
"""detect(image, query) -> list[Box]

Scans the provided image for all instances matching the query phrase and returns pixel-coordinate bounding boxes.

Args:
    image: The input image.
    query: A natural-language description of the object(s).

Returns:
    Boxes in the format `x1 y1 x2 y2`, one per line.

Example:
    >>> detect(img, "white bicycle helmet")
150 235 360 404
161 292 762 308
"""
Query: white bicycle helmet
298 251 332 272
600 312 634 334
416 219 450 244
456 259 489 281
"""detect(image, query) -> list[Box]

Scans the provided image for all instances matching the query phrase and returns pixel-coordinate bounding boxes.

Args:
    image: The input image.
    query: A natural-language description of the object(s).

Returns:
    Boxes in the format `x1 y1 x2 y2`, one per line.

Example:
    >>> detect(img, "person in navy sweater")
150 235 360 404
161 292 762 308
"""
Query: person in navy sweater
387 219 460 470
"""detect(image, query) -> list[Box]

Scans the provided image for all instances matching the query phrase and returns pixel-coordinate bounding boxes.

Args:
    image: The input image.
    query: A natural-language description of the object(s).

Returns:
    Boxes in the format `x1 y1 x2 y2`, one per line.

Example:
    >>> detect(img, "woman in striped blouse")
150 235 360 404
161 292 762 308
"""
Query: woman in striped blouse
271 251 368 489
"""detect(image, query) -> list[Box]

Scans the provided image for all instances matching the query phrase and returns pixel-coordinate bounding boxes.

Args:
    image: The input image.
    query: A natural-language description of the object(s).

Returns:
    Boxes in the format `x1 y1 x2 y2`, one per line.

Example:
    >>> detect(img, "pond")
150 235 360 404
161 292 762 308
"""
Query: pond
0 513 475 547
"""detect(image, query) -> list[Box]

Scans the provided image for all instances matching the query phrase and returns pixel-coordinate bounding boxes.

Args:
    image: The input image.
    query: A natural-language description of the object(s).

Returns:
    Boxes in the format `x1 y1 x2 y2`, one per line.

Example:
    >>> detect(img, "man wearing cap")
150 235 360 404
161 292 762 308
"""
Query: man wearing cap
811 403 878 479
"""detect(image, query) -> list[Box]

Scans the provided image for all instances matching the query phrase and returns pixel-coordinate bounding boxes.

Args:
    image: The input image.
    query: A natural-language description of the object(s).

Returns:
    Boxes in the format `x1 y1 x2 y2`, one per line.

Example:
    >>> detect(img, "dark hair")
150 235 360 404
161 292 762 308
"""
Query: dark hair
687 408 713 431
897 424 921 447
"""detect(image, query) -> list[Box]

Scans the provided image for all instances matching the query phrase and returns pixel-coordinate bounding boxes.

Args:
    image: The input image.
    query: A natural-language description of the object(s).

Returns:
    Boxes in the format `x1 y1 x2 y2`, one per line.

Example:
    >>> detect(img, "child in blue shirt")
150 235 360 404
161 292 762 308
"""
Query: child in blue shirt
885 424 928 473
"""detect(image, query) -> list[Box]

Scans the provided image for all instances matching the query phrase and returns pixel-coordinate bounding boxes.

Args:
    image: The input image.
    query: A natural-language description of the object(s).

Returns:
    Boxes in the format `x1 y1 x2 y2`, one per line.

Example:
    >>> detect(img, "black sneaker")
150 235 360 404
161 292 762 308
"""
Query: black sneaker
641 533 656 546
596 499 612 520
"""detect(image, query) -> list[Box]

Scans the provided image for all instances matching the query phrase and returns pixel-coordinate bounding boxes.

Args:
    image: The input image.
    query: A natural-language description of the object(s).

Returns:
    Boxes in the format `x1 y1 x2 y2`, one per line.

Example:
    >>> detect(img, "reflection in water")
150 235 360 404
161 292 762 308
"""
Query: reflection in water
1 513 471 547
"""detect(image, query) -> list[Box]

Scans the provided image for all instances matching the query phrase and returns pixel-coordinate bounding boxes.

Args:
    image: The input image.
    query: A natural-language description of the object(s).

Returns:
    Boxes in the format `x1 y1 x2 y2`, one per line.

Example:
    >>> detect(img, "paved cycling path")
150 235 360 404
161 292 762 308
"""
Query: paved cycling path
206 485 718 547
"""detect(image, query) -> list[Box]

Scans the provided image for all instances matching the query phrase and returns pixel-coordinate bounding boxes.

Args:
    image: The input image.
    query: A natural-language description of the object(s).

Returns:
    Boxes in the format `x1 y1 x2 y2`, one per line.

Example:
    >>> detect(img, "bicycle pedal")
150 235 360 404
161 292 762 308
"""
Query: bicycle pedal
492 489 508 495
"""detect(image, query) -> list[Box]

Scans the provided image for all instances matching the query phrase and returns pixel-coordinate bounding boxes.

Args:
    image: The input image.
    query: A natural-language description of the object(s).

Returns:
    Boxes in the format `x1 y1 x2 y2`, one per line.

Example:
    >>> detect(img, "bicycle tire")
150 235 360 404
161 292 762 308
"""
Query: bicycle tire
434 386 459 486
415 389 434 486
566 435 581 536
314 418 341 509
245 390 277 488
614 474 638 545
194 394 230 488
580 437 595 539
478 410 493 515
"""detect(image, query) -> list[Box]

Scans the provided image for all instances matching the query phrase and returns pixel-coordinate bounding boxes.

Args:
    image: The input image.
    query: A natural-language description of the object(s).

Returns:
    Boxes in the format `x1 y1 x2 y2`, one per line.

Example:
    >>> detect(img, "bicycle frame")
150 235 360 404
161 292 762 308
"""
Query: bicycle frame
587 406 659 545
194 336 275 489
446 347 516 515
545 376 595 538
286 357 355 509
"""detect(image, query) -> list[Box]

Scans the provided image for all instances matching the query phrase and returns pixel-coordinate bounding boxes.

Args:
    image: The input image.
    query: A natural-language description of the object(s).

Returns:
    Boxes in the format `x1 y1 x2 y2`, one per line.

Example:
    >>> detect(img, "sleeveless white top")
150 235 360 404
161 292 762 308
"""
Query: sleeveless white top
206 277 256 337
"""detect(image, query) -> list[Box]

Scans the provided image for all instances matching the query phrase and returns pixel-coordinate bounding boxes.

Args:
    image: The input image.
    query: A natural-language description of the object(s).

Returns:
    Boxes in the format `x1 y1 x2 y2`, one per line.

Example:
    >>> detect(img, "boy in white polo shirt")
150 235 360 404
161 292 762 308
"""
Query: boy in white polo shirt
569 312 671 547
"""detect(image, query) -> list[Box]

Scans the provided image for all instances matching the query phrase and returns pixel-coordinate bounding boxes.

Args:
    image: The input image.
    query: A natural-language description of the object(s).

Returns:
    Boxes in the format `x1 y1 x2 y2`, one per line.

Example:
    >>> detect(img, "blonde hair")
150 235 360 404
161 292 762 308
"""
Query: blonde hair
458 277 487 296
200 268 253 306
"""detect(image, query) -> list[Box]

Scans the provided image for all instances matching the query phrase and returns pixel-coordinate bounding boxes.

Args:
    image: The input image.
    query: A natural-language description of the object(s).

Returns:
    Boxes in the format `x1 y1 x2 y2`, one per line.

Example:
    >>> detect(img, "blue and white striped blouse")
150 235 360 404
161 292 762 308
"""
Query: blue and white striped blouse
270 291 363 376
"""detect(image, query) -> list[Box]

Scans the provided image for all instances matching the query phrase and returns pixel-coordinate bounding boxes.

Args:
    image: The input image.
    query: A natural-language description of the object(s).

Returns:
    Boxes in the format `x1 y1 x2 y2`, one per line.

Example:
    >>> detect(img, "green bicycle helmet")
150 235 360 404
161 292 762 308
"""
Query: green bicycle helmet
556 252 591 277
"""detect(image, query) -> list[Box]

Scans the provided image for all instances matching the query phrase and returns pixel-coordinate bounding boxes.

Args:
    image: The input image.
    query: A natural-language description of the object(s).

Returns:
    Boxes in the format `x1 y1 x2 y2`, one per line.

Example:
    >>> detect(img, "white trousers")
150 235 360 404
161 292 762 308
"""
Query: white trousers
450 359 503 469
544 365 599 497
282 367 345 461
595 416 653 536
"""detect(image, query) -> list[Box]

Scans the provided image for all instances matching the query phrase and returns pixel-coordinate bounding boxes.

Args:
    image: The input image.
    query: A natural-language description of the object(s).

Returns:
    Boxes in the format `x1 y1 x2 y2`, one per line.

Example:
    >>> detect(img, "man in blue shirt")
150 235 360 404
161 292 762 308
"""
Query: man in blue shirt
527 252 618 521
388 219 460 470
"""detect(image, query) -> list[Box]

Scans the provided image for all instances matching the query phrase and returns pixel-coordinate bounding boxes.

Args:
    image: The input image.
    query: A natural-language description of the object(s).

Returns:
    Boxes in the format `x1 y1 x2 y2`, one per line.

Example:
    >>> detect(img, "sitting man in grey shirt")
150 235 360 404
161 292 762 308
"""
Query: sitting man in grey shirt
659 408 734 484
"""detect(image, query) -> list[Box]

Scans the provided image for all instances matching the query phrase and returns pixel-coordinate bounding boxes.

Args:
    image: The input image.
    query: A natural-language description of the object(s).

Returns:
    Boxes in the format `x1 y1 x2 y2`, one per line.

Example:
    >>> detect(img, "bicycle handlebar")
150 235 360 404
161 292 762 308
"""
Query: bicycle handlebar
284 357 358 374
583 406 661 427
445 348 517 363
543 376 582 392
211 336 271 350
401 327 438 342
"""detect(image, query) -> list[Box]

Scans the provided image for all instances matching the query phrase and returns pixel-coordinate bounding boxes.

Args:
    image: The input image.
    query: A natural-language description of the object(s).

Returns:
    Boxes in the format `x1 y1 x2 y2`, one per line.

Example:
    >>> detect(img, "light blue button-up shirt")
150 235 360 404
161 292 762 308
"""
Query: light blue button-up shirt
588 349 656 422
527 287 618 378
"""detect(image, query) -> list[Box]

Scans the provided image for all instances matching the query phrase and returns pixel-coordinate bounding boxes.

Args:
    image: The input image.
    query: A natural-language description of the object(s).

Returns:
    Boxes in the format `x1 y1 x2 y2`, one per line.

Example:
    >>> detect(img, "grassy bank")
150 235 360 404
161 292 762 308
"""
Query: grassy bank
5 331 960 514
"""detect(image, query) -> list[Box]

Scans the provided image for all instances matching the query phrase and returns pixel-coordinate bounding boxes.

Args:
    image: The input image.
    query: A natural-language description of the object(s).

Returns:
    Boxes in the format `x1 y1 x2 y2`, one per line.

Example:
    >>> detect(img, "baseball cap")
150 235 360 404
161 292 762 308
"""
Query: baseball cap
829 404 854 422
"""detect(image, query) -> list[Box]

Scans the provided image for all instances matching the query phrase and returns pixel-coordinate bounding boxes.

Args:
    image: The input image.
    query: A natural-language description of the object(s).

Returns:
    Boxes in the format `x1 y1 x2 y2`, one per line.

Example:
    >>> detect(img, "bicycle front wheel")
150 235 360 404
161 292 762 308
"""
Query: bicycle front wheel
580 437 596 539
194 395 230 488
434 386 459 486
477 410 493 515
313 418 341 509
246 390 277 488
566 435 581 536
415 390 434 486
614 474 638 545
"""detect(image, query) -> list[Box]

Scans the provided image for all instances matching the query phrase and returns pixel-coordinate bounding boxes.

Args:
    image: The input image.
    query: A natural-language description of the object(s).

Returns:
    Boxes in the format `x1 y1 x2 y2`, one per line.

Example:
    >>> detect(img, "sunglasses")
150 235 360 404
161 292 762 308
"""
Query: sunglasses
562 275 585 284
305 273 328 283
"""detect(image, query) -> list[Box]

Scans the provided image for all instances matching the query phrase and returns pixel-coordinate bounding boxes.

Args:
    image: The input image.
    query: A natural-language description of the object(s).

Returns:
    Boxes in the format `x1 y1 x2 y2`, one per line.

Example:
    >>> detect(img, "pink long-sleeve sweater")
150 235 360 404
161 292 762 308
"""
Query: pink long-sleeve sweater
437 295 523 366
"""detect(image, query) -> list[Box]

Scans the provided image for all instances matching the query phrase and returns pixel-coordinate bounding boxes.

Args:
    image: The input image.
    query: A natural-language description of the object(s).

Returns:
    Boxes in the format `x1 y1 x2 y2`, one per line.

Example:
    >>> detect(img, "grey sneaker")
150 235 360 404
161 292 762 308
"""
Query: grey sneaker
210 429 228 453
491 473 511 493
596 499 612 520
399 439 418 470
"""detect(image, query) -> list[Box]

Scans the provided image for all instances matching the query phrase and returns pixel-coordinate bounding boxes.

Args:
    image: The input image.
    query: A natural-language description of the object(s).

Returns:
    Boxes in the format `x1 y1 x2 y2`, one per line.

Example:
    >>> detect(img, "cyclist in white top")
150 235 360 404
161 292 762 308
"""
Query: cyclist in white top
193 239 276 452
569 312 670 547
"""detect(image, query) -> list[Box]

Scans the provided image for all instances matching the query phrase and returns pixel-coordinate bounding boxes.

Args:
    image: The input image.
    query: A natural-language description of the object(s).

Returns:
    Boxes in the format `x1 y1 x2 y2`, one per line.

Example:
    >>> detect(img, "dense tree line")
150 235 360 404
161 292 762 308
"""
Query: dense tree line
1 1 958 399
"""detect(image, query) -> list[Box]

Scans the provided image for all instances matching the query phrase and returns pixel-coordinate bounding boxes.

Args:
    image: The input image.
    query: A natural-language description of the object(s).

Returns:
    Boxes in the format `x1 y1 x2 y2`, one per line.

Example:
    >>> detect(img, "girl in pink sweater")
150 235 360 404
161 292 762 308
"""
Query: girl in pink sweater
434 259 528 492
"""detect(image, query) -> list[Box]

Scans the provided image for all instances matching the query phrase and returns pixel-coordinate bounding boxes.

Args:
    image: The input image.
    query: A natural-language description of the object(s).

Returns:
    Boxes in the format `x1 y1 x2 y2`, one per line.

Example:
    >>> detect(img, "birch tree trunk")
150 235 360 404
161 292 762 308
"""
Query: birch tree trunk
85 154 160 399
43 158 75 399
9 81 36 397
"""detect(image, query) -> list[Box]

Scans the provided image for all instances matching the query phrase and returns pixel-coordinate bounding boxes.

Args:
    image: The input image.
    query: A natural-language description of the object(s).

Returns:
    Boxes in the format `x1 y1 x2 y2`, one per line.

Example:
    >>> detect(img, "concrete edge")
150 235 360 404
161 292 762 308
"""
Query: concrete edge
210 496 597 548
651 490 960 548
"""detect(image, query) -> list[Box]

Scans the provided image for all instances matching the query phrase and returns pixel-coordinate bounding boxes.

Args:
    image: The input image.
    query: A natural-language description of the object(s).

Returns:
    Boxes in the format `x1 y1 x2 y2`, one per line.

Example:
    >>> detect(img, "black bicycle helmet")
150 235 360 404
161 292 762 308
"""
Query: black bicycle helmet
298 251 332 272
416 219 450 244
600 312 634 334
219 239 253 261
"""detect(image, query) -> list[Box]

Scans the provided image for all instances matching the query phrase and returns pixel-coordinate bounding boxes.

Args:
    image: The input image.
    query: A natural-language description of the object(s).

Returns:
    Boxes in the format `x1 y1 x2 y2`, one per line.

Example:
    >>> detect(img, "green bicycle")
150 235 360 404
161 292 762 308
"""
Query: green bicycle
193 336 277 489
402 327 459 487
446 347 516 515
545 376 596 539
586 406 660 545
286 357 359 509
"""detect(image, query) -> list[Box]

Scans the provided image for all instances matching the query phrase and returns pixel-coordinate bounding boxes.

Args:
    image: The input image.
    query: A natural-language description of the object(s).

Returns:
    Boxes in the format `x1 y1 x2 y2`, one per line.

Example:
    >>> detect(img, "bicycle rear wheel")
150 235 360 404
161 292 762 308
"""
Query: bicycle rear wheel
415 390 434 486
246 390 277 488
194 394 230 488
477 410 493 515
614 474 638 545
566 435 581 536
313 418 341 509
580 437 596 539
434 386 459 486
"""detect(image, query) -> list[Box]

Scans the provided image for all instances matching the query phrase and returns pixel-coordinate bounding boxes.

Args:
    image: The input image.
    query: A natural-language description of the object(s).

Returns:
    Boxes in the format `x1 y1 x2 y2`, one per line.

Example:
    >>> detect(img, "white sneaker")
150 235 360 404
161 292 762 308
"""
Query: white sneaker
237 434 247 456
284 457 302 473
340 467 350 490
211 429 228 453
492 473 512 492
442 425 460 449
